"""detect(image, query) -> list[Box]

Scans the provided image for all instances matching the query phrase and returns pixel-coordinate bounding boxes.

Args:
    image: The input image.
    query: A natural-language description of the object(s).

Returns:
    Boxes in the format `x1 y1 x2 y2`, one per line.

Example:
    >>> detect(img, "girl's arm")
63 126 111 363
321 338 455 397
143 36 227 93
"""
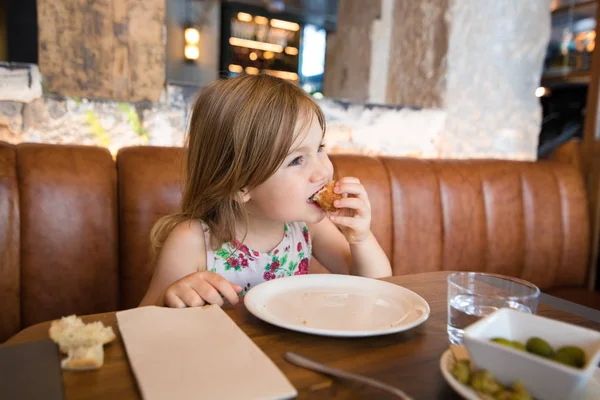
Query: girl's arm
139 220 207 306
309 217 391 278
140 219 242 307
308 176 392 278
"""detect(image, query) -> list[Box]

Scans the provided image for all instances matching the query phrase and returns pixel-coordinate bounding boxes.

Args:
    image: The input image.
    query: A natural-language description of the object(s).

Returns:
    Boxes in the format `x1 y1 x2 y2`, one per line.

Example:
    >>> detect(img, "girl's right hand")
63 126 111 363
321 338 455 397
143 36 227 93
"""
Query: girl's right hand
161 271 243 308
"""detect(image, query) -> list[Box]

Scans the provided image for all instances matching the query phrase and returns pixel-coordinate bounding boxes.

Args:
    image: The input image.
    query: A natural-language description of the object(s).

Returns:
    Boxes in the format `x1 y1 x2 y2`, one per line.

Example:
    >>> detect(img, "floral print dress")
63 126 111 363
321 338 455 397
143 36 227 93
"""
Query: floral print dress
202 222 311 296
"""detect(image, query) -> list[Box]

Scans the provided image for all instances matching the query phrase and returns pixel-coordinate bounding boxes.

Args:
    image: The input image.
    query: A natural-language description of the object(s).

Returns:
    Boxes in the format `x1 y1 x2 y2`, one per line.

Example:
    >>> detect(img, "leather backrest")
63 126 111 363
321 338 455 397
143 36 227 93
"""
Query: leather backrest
380 159 589 289
0 142 20 342
0 143 590 341
117 149 590 308
331 155 393 260
117 146 184 309
16 143 119 329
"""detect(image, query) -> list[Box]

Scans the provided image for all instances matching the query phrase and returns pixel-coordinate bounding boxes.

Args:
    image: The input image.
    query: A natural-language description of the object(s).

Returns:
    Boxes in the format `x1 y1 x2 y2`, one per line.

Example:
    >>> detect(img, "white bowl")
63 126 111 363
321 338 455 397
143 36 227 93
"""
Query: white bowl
463 308 600 400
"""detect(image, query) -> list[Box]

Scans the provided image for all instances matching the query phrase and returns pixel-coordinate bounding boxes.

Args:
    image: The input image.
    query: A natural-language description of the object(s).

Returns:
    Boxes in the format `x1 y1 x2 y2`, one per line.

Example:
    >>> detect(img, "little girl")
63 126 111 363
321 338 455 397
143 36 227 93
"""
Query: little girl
139 74 392 308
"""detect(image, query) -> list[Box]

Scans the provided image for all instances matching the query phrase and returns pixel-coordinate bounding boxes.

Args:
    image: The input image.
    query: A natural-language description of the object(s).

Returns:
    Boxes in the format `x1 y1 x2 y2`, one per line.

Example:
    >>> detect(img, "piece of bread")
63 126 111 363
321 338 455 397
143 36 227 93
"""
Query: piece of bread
311 181 343 212
49 315 115 371
61 343 104 371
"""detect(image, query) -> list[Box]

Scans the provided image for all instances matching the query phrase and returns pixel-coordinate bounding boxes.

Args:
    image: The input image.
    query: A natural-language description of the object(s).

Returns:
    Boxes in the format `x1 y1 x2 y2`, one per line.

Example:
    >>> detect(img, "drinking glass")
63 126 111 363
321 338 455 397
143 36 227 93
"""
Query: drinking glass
447 272 540 344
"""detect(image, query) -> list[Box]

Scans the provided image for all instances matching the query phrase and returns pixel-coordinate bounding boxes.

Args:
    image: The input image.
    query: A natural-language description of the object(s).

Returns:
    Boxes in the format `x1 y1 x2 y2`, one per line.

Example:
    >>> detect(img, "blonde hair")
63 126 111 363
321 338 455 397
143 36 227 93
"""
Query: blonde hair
150 74 325 257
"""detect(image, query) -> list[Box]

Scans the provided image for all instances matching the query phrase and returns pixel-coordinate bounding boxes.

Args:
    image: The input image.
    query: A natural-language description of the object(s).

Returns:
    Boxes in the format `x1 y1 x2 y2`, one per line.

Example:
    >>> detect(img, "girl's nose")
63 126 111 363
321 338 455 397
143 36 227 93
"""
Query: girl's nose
310 158 331 182
310 168 325 182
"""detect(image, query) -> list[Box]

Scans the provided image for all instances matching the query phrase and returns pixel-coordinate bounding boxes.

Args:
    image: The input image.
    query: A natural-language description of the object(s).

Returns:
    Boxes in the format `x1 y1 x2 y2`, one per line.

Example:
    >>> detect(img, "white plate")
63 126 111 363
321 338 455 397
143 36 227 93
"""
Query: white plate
243 274 430 337
440 349 600 400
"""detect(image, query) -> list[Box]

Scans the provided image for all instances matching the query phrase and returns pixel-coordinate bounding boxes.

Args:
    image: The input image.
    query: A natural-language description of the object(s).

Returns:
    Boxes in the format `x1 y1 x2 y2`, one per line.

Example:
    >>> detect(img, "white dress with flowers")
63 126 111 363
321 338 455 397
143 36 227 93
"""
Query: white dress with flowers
202 222 311 296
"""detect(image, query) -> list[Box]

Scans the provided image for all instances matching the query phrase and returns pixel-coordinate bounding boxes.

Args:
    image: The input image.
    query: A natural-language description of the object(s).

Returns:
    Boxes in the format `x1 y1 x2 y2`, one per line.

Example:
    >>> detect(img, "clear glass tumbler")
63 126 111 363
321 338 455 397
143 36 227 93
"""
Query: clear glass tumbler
447 272 540 344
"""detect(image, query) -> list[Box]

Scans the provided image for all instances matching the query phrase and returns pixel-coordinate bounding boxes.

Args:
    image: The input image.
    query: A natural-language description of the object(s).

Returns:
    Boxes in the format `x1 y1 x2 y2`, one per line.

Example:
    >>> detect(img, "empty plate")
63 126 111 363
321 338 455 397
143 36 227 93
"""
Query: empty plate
244 274 430 337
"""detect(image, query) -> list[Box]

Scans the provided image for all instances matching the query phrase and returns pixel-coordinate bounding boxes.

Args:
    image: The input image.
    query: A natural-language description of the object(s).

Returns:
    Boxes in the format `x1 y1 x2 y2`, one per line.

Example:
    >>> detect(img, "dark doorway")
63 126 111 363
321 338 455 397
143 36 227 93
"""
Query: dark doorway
5 0 38 63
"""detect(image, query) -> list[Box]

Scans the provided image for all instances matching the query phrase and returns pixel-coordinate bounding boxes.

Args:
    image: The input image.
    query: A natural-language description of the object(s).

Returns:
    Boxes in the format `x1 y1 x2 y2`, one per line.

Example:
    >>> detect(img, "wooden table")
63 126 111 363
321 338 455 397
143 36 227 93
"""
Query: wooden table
5 271 600 399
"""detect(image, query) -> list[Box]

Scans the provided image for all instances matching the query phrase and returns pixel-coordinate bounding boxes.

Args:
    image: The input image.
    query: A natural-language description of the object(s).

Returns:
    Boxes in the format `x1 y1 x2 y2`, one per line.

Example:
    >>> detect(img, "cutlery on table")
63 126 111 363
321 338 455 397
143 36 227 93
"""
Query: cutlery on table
284 351 415 400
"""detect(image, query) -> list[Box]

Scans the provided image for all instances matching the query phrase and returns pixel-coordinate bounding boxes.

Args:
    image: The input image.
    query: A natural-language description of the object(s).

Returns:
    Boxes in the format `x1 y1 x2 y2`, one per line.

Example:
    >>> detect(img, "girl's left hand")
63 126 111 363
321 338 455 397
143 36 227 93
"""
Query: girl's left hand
328 177 372 244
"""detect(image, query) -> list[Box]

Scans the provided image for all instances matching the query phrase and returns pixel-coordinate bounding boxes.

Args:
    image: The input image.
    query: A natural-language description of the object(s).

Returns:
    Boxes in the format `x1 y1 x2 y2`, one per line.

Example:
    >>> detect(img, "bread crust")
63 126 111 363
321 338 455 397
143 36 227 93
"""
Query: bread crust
311 181 343 212
49 315 115 371
61 343 104 371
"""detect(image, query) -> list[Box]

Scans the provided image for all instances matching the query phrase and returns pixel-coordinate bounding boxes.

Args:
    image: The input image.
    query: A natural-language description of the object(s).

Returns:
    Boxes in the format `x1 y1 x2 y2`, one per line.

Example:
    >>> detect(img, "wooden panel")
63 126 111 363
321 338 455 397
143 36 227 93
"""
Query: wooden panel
587 153 600 290
386 0 449 107
37 0 165 102
548 138 584 176
0 143 20 343
5 272 600 399
582 4 600 290
323 0 381 101
583 2 600 164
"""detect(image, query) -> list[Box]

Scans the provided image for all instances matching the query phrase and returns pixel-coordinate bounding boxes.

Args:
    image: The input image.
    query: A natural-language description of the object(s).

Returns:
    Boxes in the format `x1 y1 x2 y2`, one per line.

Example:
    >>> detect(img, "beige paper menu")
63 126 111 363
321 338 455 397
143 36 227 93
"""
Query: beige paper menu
117 305 297 400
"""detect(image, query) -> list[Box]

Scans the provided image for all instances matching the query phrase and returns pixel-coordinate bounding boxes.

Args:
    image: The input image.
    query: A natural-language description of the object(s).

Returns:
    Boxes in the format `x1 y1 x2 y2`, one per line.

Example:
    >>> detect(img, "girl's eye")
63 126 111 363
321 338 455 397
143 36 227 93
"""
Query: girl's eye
318 144 326 152
288 156 304 166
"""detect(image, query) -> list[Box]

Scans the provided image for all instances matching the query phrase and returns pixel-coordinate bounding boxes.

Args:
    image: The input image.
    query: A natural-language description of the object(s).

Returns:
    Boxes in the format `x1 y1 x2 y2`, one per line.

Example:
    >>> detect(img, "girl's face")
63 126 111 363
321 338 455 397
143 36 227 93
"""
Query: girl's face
244 114 333 224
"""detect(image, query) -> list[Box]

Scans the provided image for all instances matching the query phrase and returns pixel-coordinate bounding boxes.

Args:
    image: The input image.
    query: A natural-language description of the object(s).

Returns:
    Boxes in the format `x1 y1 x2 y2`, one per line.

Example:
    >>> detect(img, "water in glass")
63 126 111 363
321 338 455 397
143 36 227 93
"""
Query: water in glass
447 294 531 344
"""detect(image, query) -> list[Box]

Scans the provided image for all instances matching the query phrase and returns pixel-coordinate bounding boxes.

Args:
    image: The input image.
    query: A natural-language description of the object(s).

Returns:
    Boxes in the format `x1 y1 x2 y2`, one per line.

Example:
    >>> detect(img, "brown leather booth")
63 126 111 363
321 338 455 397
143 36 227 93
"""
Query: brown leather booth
0 141 597 342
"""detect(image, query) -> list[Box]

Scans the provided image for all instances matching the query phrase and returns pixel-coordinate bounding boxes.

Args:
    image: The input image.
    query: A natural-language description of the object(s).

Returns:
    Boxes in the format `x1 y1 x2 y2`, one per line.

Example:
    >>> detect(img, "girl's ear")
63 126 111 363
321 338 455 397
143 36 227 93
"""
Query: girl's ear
238 187 251 203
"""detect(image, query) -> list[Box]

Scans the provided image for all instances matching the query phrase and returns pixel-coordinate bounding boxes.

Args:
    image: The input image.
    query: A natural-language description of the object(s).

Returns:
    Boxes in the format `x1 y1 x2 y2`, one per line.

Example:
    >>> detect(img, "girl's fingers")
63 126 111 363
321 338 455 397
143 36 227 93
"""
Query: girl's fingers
337 177 360 185
335 183 370 210
178 287 206 307
203 273 241 305
335 182 365 196
164 272 243 308
334 198 369 218
329 214 359 229
191 279 224 306
164 290 189 308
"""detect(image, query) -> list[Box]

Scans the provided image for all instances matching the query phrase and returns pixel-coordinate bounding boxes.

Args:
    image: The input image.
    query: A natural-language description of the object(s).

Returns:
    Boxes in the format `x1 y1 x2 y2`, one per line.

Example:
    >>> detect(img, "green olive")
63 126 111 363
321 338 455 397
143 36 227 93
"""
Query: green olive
491 338 513 347
551 351 579 368
494 382 533 400
470 370 504 395
495 391 532 400
525 337 554 357
451 359 471 384
495 391 514 400
556 346 586 368
490 337 527 352
510 341 526 351
512 381 533 400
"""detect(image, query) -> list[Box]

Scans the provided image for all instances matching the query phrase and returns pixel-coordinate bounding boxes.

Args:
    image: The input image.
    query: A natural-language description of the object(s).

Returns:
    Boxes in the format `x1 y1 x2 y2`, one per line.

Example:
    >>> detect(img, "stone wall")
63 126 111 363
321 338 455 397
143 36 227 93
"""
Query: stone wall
320 99 445 158
441 1 550 160
323 0 553 161
0 61 446 158
0 63 188 154
1 2 554 161
323 0 381 102
37 0 166 102
385 0 449 107
0 60 540 161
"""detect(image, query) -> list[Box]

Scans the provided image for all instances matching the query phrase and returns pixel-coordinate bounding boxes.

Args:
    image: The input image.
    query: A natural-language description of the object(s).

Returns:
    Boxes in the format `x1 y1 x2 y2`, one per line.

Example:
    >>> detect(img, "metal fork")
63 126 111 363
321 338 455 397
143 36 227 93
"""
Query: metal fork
284 351 415 400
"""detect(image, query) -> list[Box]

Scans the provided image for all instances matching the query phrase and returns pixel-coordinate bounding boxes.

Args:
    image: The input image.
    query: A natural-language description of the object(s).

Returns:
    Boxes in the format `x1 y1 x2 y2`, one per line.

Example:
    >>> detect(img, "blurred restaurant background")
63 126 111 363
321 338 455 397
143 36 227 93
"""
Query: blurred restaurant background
1 0 600 291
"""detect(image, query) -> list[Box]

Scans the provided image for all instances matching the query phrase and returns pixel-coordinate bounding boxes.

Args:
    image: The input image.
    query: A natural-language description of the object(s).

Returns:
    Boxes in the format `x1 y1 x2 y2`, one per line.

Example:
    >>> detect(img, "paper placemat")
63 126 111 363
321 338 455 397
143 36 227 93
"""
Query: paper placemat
117 305 297 400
